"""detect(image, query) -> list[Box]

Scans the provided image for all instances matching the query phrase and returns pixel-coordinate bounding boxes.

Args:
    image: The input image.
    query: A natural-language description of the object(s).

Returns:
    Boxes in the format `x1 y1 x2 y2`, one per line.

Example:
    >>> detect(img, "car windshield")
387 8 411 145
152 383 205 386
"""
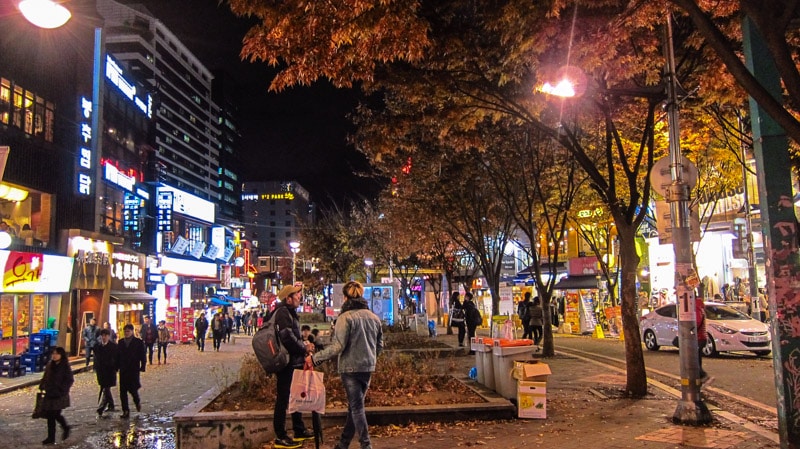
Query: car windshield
705 304 750 320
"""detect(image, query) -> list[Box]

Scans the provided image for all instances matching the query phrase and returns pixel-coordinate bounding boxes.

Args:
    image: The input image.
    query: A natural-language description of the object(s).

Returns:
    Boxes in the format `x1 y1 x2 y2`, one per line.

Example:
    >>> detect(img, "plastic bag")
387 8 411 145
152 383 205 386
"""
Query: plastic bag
287 369 326 414
502 319 514 340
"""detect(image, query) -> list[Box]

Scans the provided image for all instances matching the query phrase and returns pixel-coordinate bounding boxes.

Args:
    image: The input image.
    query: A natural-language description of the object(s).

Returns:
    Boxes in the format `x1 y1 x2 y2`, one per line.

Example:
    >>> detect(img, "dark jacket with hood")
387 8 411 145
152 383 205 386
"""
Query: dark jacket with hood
272 301 307 368
39 358 74 411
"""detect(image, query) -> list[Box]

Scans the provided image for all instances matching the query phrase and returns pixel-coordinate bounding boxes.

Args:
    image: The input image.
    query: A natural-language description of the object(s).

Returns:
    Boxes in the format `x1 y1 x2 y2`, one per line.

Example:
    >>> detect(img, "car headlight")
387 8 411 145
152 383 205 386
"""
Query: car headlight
709 323 737 334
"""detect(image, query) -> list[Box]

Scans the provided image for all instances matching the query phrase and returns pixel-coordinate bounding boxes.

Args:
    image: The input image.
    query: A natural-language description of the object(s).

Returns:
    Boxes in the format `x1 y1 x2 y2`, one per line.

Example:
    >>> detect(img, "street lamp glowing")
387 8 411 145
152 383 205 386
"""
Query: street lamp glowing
18 0 72 29
540 79 576 97
364 259 374 283
289 241 300 284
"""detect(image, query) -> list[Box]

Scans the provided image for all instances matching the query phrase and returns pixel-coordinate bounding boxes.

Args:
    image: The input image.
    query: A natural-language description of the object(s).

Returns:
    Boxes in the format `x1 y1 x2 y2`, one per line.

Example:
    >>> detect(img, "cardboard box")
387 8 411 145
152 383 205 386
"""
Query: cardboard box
512 360 551 381
518 381 547 418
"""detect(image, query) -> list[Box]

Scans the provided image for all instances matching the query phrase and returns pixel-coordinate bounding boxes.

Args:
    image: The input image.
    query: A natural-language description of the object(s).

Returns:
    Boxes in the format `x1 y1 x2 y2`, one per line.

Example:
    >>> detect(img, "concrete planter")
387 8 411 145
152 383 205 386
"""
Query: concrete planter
174 377 514 449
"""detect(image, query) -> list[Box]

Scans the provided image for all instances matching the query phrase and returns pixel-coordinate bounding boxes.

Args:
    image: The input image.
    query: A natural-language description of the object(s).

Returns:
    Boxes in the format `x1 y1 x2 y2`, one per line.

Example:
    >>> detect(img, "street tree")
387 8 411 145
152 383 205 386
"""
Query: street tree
227 0 738 397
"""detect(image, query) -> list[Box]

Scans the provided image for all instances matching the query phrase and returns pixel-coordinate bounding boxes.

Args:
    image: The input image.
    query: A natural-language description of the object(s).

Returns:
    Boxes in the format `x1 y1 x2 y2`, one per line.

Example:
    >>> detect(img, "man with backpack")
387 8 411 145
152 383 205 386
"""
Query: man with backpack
271 284 315 449
517 292 532 340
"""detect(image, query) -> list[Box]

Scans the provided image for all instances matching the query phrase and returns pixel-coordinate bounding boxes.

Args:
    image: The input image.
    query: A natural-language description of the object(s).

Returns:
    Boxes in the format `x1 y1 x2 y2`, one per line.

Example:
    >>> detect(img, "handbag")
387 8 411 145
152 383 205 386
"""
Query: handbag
32 391 45 419
287 369 326 414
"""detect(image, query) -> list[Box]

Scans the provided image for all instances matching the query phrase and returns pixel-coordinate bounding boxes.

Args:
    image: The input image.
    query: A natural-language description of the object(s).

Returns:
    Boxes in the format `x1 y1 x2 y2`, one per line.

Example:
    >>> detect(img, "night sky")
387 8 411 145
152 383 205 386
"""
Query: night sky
120 0 383 207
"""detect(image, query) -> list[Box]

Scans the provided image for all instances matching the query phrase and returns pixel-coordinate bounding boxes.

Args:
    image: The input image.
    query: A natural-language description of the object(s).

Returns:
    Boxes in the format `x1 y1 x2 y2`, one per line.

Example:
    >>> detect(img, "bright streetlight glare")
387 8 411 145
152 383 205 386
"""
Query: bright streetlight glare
18 0 72 29
540 79 576 97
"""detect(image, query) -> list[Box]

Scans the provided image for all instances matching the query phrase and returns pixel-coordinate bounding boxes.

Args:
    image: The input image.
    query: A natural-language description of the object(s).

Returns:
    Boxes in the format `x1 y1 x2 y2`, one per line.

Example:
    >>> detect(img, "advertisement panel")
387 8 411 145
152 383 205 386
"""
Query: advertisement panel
0 250 74 293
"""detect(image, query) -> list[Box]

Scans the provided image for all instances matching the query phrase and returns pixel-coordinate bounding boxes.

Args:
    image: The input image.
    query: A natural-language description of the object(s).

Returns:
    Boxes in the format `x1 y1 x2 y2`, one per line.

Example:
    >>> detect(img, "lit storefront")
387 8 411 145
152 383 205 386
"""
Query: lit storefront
0 250 73 355
63 232 119 356
108 249 154 334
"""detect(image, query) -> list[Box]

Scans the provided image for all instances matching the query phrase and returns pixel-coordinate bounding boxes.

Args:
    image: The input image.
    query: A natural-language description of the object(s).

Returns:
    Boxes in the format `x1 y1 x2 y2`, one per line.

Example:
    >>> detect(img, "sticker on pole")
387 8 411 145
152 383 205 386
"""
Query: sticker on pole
676 286 696 322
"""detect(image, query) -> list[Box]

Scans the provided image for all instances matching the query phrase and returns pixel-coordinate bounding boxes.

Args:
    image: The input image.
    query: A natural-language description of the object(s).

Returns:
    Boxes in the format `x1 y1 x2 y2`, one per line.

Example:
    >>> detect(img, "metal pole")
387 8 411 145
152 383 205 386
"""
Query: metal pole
292 251 296 285
666 15 711 425
738 117 760 317
742 16 799 447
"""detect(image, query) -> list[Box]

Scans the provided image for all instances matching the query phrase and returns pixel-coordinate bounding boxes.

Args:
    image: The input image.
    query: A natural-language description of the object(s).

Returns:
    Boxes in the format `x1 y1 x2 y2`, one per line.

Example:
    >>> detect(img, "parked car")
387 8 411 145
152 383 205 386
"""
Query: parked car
640 302 771 357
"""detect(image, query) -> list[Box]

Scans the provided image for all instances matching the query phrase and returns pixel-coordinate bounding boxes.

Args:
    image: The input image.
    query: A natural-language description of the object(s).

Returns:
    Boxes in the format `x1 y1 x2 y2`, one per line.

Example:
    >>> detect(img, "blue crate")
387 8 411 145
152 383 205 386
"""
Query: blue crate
21 353 45 365
0 355 20 368
28 343 52 354
29 333 51 345
0 366 24 378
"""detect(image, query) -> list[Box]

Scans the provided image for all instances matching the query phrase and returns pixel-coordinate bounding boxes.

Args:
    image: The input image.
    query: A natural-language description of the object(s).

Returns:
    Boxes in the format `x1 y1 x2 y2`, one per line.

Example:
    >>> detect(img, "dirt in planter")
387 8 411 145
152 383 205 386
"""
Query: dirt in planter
202 351 485 412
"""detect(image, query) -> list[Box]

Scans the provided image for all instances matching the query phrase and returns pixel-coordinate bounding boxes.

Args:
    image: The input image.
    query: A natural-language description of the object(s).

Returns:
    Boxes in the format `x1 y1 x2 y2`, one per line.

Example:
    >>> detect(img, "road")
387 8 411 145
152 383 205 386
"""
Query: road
555 335 778 411
0 337 249 448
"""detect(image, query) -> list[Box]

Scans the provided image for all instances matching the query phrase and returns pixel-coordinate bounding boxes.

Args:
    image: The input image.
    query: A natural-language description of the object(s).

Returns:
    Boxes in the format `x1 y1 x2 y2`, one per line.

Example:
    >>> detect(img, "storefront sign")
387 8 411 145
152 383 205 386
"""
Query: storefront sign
157 185 215 224
0 251 73 293
156 191 173 232
123 194 141 232
68 237 112 266
76 96 94 196
110 251 145 291
159 256 217 278
568 256 599 276
189 241 206 259
103 161 137 193
105 55 152 118
170 236 190 255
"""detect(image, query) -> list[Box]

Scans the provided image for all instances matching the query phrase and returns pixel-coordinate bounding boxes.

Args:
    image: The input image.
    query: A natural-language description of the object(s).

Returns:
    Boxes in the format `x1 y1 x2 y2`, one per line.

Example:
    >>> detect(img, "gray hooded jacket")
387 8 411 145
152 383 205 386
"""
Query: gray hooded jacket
312 297 383 373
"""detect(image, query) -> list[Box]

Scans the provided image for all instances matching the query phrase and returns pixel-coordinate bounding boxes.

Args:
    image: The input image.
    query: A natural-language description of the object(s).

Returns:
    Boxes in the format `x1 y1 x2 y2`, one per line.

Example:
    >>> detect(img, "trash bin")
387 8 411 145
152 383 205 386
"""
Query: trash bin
492 339 535 400
479 338 496 390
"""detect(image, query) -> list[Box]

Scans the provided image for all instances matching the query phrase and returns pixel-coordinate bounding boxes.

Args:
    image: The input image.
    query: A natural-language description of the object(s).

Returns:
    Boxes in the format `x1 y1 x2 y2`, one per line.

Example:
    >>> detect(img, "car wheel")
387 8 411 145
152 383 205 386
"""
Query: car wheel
753 350 771 357
643 330 660 351
701 337 717 357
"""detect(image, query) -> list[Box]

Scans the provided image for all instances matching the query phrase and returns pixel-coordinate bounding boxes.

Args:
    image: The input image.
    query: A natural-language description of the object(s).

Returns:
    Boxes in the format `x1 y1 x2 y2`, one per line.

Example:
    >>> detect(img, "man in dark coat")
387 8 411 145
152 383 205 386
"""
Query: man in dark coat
139 315 158 365
117 324 146 419
271 284 315 449
94 328 118 417
195 313 209 351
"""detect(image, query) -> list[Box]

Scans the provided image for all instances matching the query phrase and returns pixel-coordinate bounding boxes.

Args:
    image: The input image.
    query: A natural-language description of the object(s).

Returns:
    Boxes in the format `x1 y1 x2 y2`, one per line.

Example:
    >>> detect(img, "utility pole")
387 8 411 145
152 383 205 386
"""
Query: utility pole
742 16 800 447
666 15 711 425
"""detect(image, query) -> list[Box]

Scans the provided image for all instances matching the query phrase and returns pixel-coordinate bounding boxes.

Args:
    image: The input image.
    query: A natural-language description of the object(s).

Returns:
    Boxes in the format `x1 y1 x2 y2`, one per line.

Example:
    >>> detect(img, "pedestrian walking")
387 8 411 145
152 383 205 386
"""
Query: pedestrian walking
81 318 99 367
225 313 234 342
528 296 544 345
118 324 146 419
157 320 170 364
37 346 73 445
101 321 117 343
306 281 384 449
234 311 242 334
517 292 533 340
93 328 118 417
211 314 225 351
139 315 158 365
464 292 482 355
195 313 209 351
449 292 466 347
271 284 315 449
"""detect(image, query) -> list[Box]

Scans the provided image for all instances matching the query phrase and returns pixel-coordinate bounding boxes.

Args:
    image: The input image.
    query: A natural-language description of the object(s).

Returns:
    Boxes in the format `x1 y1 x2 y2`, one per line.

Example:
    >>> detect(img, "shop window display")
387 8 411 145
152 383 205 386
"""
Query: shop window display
0 294 54 355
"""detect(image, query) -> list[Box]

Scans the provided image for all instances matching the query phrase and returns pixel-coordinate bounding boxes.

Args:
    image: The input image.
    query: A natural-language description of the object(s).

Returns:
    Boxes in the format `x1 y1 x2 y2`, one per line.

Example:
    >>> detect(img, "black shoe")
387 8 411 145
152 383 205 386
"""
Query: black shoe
273 437 302 448
121 411 130 419
294 429 315 441
41 438 55 445
135 402 141 412
97 407 104 417
105 406 116 412
62 425 71 440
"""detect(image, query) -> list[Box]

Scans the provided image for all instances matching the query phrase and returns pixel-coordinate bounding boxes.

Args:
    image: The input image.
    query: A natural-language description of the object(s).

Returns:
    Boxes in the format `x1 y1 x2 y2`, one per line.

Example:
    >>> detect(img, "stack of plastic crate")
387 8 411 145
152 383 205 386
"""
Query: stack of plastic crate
0 354 24 378
22 333 52 373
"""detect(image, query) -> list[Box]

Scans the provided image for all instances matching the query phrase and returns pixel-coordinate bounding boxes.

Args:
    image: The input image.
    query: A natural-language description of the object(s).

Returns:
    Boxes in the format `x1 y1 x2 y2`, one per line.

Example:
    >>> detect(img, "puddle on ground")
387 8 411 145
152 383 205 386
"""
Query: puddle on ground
64 414 176 449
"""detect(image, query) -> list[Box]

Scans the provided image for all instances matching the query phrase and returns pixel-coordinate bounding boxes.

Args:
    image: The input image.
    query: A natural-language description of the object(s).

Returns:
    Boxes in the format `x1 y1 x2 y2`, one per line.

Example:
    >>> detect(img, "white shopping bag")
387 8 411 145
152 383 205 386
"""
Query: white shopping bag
287 369 326 414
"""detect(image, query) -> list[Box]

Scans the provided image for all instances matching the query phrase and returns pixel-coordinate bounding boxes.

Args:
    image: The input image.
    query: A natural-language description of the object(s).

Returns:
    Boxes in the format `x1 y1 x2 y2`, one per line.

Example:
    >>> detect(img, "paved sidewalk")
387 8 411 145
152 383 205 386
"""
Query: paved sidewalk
359 325 780 449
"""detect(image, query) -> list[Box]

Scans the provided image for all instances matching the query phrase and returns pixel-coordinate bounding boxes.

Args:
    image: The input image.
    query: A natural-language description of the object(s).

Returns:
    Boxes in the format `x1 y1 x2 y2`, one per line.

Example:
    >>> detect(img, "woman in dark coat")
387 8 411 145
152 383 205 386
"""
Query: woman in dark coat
94 328 118 416
449 292 467 347
38 346 73 445
463 293 482 355
117 324 147 418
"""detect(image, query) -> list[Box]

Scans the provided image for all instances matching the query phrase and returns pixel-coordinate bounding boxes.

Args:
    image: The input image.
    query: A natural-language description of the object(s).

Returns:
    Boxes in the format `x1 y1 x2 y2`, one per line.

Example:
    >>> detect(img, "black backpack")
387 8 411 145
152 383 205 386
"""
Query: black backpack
252 309 290 374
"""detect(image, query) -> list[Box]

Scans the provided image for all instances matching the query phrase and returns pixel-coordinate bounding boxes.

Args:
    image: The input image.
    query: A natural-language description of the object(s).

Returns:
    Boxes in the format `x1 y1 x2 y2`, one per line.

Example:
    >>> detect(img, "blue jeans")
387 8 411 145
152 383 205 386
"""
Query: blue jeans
338 372 372 449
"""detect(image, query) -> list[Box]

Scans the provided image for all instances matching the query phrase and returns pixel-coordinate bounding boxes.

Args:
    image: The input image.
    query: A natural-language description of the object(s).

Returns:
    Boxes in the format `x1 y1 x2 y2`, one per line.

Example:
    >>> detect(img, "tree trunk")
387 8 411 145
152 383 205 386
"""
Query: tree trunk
540 291 555 357
618 223 648 397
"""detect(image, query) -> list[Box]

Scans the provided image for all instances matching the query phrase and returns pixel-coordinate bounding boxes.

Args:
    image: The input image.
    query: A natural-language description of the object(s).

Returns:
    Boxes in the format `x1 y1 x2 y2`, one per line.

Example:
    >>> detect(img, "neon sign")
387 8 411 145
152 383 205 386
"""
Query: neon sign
77 96 93 196
105 55 153 118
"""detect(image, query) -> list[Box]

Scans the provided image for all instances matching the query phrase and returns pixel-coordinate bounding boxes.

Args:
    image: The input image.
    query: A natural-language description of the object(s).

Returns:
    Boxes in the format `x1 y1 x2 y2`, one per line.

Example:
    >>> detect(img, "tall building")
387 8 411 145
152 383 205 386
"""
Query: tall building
241 181 314 257
211 70 244 227
97 0 221 202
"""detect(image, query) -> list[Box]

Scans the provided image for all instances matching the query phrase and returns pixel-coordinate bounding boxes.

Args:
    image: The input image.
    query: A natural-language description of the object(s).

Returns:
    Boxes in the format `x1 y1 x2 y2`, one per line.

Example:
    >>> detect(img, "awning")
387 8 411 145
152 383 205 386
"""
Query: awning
210 297 232 306
553 275 606 290
516 262 567 278
217 294 243 303
109 291 157 303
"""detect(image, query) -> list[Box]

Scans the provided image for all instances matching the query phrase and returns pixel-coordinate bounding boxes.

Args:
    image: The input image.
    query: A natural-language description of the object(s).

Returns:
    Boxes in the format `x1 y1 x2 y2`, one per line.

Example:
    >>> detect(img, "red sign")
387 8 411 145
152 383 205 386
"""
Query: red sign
568 256 598 276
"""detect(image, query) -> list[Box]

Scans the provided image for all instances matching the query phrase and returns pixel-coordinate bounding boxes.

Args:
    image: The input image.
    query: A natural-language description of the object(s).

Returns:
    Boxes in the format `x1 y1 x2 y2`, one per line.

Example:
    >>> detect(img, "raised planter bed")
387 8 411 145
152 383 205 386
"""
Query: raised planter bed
174 376 514 449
